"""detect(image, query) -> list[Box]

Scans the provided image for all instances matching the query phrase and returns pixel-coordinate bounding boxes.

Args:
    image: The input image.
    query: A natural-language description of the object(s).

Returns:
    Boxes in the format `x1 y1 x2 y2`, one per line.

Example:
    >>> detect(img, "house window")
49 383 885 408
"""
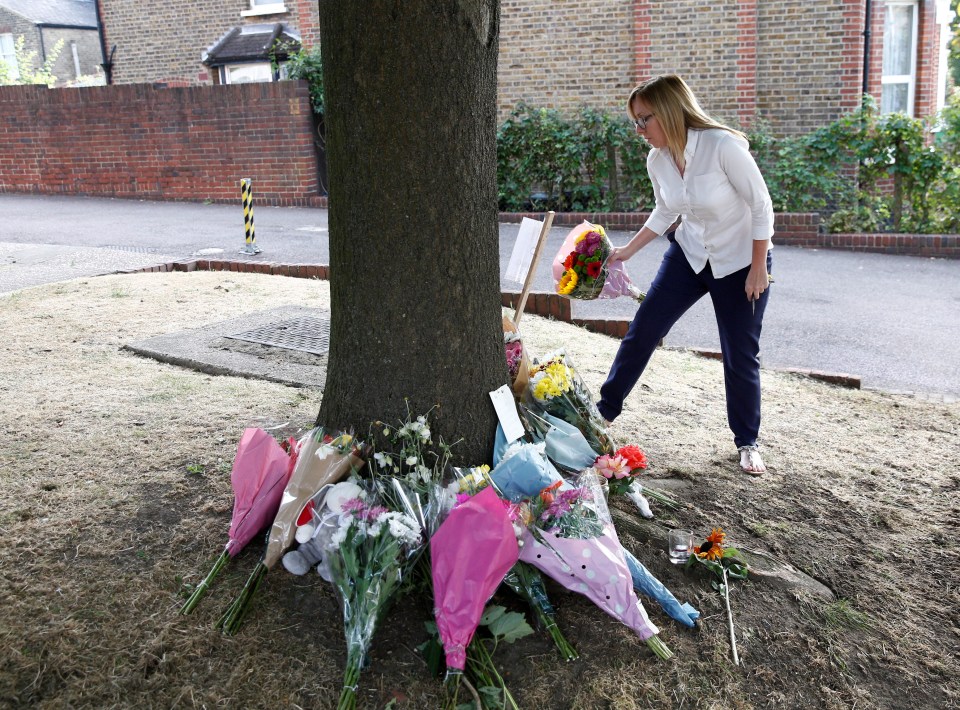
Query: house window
241 0 287 17
881 1 919 115
0 33 18 81
223 62 275 84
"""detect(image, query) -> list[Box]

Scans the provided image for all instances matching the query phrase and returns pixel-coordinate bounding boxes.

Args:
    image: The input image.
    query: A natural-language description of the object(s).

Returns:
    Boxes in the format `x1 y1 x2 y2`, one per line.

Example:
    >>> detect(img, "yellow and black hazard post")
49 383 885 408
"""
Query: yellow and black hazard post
239 178 261 254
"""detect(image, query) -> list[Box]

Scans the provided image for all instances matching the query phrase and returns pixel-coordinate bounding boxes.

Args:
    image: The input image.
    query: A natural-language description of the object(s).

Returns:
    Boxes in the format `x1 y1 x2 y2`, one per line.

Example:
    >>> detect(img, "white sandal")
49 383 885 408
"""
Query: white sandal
738 445 766 476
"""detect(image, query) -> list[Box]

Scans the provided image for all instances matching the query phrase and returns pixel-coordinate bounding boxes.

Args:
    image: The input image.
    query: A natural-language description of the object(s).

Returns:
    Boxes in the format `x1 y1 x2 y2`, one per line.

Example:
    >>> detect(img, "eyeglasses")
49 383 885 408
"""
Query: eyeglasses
633 113 655 130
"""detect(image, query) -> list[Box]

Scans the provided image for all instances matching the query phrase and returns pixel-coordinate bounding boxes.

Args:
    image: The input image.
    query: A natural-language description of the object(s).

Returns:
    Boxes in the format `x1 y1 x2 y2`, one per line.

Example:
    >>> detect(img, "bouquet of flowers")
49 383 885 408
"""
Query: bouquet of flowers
180 428 298 614
552 222 645 302
686 527 749 665
217 428 362 634
518 472 673 660
503 316 530 399
320 480 426 710
593 444 680 518
526 350 612 455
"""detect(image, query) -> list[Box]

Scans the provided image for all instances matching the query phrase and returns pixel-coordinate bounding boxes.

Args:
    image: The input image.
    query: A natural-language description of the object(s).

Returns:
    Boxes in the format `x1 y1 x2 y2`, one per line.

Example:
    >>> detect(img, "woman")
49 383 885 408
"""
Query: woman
596 74 774 475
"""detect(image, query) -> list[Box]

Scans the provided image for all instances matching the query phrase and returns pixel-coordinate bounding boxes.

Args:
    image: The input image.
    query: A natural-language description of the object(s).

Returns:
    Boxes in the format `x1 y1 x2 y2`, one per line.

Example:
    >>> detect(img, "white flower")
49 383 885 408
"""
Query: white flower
385 512 422 547
367 520 383 538
329 517 353 548
325 481 365 513
373 452 390 469
420 428 430 442
382 427 390 436
417 465 432 483
405 455 418 467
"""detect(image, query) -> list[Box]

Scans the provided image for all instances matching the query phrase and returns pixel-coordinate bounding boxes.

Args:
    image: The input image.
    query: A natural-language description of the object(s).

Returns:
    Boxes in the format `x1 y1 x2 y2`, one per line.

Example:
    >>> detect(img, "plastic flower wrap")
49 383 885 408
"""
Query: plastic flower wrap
430 486 520 674
552 222 645 302
217 428 362 635
180 428 298 614
518 471 673 660
319 480 426 710
526 349 612 455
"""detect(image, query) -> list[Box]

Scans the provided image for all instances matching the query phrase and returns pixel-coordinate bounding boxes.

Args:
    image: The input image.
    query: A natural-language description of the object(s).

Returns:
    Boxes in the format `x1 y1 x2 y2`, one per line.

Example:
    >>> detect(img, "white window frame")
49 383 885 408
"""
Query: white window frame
0 33 19 81
880 0 919 116
241 0 287 17
221 62 276 84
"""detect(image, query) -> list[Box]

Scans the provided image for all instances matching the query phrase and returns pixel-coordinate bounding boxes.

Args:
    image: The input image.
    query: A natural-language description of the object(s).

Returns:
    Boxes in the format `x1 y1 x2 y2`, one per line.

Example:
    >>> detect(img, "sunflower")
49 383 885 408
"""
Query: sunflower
694 527 726 561
557 269 578 295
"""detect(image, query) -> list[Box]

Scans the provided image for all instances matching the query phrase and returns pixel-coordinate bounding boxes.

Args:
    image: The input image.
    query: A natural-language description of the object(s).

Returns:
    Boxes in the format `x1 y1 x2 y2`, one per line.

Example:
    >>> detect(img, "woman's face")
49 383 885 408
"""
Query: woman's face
630 97 666 150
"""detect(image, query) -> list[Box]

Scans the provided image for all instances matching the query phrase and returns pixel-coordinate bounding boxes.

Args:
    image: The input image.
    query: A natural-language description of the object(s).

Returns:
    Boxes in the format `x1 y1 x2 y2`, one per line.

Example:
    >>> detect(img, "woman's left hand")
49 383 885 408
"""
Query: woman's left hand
744 266 769 303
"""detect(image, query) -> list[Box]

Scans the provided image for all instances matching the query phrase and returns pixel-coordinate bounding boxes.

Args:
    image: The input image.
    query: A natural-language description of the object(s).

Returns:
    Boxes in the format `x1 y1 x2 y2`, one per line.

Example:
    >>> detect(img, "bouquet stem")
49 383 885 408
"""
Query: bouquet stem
645 634 674 661
180 548 230 615
216 561 267 635
337 650 363 710
723 567 740 666
542 616 579 661
467 640 519 710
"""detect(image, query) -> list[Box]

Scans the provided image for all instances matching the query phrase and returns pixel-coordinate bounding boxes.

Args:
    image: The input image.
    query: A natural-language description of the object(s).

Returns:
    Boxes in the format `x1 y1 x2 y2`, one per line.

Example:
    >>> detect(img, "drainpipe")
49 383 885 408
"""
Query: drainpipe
93 0 113 83
862 0 872 101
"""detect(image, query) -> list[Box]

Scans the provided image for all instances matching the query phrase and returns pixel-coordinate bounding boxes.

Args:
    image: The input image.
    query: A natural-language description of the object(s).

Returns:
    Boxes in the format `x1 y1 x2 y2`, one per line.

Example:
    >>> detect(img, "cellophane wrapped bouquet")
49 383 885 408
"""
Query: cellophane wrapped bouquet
553 222 645 302
517 471 673 660
319 479 426 710
526 349 612 456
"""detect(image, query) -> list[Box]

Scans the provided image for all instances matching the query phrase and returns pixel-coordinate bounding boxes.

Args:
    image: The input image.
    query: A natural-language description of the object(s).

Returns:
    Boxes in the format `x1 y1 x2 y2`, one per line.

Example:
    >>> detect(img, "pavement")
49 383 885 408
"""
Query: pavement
1 193 958 400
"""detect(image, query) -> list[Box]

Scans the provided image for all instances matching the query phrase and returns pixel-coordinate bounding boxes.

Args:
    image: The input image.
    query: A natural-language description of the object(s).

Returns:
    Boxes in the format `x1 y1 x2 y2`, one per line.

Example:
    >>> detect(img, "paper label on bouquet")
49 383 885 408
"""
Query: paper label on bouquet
489 385 525 443
504 217 542 285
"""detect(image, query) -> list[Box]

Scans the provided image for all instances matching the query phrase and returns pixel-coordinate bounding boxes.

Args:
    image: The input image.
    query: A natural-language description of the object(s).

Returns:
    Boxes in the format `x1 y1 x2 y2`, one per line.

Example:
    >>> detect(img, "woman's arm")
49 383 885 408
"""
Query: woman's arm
610 226 661 263
744 238 769 301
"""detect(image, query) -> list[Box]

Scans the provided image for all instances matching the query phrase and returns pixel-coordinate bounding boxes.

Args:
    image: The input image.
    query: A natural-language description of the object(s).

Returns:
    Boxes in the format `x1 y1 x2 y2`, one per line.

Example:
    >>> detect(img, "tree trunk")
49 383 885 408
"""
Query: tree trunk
317 0 506 465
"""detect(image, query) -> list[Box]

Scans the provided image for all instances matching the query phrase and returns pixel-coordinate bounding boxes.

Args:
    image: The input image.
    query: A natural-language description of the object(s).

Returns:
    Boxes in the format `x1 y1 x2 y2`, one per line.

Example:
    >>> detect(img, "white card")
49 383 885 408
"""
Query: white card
503 217 542 285
489 385 525 443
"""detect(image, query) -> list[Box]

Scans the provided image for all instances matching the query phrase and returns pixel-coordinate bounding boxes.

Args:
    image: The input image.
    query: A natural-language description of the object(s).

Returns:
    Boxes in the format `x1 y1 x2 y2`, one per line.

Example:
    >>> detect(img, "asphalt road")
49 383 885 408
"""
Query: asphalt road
2 193 958 398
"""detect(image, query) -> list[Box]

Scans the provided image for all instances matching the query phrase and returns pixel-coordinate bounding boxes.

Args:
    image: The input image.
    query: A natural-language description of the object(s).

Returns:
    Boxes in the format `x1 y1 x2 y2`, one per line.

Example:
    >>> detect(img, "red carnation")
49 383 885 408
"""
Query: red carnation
564 252 575 270
586 261 602 279
616 445 648 470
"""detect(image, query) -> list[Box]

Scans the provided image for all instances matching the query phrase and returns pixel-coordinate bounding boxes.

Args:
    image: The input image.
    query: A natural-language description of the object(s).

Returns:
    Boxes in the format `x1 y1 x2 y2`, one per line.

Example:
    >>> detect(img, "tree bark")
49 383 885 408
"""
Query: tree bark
317 0 506 464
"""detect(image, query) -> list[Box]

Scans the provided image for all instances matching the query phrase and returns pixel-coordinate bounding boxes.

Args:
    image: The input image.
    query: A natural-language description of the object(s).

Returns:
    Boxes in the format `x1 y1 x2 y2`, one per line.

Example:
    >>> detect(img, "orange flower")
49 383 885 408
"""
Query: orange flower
695 528 726 561
563 252 575 270
539 479 563 505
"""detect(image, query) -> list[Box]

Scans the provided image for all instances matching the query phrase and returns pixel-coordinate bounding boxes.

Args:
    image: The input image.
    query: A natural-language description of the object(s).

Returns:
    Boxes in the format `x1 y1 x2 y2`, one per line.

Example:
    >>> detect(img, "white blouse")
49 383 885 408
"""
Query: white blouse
642 128 774 279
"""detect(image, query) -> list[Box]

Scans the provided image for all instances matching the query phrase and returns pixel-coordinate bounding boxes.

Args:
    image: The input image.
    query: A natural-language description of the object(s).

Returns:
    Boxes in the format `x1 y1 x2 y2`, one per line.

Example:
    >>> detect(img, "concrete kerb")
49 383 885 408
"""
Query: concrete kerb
120 258 864 391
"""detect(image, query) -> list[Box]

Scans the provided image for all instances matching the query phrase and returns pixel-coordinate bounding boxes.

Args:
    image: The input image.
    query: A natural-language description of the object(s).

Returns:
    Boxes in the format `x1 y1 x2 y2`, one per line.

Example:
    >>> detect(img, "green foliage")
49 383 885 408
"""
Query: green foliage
747 93 960 233
496 103 652 212
283 45 324 116
0 35 64 87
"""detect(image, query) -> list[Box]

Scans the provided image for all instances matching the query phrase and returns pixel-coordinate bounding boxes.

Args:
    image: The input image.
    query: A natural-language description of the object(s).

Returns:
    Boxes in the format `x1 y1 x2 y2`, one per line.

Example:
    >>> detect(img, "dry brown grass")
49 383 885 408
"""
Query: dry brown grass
1 271 957 709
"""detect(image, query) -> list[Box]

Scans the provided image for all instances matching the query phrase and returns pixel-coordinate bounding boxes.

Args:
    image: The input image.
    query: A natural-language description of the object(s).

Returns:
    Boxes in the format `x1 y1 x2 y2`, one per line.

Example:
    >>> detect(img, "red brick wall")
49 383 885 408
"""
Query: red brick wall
0 82 322 203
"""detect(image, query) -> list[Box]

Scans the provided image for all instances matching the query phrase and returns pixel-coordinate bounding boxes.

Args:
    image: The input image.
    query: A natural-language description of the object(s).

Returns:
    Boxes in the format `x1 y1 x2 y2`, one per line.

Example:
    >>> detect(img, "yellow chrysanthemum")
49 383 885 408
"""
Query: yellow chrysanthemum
533 377 564 401
557 269 578 295
543 362 572 392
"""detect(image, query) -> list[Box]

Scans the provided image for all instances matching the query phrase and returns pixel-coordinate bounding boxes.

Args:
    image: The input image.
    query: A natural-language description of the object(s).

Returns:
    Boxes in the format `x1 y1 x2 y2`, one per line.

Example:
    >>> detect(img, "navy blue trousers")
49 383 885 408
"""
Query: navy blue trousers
597 240 772 448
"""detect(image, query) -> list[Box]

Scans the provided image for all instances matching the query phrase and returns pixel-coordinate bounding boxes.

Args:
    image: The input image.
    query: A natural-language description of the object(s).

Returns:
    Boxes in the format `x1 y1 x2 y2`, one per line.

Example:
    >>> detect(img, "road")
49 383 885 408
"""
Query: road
2 193 958 398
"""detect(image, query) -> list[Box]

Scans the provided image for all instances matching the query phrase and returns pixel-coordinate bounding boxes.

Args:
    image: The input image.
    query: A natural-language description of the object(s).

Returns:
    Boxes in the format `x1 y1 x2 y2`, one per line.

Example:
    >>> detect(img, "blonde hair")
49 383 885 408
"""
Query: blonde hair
627 75 745 166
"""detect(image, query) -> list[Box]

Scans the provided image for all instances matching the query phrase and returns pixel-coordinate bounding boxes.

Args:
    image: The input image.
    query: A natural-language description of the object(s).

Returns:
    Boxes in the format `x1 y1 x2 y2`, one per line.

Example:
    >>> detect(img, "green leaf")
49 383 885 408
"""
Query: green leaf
488 610 534 644
479 605 506 626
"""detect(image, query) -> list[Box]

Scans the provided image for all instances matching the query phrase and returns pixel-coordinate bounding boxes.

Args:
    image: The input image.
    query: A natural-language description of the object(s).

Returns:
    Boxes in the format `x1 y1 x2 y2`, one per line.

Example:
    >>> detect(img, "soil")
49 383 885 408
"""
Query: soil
1 271 957 710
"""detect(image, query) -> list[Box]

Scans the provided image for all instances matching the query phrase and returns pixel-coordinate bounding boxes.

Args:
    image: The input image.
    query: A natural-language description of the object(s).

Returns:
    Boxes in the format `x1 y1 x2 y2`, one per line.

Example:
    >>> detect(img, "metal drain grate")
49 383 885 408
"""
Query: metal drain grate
224 316 331 355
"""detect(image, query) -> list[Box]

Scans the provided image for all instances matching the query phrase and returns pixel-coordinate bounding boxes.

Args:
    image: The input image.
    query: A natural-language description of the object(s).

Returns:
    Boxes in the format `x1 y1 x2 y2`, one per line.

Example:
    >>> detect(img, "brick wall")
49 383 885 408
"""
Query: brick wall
0 81 322 203
498 0 635 120
100 0 320 86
